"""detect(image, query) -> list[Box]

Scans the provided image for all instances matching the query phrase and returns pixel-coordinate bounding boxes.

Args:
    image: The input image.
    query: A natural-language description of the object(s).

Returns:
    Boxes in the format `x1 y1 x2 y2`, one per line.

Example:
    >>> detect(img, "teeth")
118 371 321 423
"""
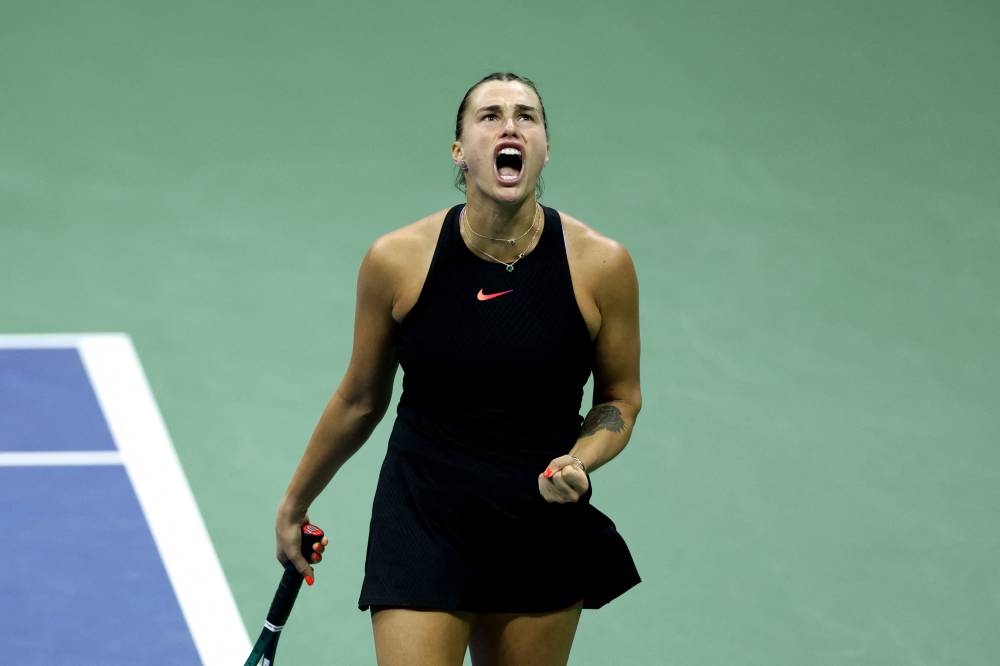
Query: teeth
499 147 522 157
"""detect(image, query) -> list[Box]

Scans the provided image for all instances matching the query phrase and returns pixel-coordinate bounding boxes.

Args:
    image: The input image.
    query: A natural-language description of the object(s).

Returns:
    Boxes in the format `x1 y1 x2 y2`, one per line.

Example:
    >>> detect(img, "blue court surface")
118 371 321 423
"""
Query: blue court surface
0 334 248 665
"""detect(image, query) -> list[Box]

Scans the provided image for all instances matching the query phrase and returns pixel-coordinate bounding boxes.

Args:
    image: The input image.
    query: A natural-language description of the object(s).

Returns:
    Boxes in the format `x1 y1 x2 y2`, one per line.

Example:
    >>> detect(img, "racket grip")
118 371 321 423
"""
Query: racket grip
265 565 306 627
299 523 325 561
265 524 325 627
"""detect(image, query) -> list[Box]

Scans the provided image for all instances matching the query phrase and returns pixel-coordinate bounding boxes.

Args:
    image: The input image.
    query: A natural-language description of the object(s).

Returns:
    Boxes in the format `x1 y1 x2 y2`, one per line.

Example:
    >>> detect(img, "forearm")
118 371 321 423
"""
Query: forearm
568 399 640 473
278 389 389 517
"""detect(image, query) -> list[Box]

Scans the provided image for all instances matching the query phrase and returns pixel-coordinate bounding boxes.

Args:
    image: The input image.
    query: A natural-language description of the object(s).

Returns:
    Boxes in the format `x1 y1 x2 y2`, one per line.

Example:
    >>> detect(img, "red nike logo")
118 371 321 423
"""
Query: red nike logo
476 288 514 301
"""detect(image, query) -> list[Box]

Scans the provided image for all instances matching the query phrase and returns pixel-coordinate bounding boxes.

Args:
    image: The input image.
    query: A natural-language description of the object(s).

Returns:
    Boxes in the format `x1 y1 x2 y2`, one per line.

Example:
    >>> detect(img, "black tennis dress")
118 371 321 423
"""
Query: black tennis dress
358 204 640 613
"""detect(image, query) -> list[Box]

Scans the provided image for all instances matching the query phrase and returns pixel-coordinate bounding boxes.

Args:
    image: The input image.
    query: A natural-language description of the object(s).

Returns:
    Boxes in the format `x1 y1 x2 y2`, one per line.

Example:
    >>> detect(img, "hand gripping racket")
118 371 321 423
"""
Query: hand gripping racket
244 523 325 666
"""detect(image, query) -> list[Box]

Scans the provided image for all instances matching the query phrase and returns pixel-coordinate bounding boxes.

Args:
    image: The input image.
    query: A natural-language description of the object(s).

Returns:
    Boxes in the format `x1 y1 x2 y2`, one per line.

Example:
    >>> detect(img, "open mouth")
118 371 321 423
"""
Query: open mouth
495 147 523 183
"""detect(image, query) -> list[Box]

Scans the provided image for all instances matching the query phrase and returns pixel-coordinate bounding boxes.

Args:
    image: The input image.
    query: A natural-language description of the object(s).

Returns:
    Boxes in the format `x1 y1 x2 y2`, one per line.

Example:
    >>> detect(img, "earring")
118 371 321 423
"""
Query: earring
457 160 469 172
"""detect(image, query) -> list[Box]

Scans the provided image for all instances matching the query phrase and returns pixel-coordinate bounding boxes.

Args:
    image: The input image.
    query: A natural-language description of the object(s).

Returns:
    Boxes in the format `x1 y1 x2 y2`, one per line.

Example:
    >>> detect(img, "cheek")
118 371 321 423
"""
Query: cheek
469 143 495 168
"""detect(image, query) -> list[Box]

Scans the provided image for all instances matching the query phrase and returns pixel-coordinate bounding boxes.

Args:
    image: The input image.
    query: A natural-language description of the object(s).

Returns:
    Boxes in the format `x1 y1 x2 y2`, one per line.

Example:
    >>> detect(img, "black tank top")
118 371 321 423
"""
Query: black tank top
396 204 594 452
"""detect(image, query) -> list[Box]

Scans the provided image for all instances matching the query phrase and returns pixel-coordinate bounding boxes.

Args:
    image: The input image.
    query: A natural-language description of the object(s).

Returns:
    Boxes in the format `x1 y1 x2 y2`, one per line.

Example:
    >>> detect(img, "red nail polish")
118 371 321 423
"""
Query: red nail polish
544 468 554 478
305 576 314 586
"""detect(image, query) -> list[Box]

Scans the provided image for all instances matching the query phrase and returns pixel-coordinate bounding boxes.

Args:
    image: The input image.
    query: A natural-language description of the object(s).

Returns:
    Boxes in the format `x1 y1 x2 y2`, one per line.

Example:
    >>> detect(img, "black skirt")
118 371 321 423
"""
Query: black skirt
358 414 640 613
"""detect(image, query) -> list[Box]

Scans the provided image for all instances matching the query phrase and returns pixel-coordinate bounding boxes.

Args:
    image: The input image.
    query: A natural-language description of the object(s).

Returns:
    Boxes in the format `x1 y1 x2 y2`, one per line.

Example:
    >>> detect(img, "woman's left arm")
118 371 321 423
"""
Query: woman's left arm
539 241 641 503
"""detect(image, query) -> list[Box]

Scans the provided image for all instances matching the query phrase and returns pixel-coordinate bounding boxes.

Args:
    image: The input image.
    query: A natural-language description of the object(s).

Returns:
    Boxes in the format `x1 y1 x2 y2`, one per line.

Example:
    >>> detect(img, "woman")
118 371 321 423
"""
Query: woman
275 72 642 665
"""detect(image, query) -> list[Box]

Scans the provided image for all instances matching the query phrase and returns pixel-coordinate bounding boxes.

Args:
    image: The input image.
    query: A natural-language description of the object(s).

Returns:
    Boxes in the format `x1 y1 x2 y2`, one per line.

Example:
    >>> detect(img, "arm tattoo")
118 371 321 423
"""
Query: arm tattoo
580 404 626 437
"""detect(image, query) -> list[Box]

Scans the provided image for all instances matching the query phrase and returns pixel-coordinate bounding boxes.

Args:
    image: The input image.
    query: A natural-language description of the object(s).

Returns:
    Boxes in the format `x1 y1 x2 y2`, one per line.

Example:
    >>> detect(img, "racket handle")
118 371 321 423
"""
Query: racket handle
265 524 325 627
299 523 325 561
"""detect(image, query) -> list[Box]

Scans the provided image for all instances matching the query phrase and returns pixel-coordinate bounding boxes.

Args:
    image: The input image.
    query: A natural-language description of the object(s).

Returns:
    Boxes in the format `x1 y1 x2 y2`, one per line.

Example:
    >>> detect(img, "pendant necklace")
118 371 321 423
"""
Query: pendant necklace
461 205 537 246
463 205 542 272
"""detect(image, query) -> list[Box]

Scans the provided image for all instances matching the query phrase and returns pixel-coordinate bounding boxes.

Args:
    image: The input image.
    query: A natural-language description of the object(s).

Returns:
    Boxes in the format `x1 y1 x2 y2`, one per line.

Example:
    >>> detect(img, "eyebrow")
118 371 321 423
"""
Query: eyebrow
476 104 539 115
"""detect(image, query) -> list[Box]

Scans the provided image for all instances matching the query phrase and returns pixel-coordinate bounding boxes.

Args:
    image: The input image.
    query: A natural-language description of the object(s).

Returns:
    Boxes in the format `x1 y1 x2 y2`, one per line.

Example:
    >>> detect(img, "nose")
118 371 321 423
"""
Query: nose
501 116 517 135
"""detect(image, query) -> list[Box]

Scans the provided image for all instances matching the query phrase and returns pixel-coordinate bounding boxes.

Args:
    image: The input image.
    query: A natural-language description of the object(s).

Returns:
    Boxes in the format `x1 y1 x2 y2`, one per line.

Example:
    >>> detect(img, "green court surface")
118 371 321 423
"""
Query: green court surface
2 1 998 663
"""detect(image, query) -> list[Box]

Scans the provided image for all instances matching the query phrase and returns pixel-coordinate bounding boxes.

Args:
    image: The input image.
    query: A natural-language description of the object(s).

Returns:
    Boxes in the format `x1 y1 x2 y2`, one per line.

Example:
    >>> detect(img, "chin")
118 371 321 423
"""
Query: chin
470 176 537 206
492 180 536 204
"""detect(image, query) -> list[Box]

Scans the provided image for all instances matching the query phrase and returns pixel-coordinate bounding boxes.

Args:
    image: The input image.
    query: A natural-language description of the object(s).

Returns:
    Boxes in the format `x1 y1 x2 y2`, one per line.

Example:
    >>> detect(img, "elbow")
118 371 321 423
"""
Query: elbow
334 386 393 426
626 391 642 429
615 389 642 421
595 387 642 420
629 387 643 416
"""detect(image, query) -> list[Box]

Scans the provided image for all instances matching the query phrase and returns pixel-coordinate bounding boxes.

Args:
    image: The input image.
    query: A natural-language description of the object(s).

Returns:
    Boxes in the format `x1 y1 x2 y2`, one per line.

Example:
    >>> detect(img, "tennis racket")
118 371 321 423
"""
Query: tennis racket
244 523 326 666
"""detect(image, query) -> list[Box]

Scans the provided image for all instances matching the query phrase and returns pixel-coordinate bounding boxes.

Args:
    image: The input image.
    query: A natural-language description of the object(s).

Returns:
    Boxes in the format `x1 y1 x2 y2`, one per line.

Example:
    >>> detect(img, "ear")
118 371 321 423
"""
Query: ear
451 141 464 166
544 141 550 165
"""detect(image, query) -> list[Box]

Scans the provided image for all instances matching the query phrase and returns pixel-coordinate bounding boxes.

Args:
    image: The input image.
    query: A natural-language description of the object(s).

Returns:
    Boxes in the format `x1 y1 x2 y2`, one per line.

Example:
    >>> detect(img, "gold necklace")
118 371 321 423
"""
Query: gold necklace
462 206 537 246
465 208 543 272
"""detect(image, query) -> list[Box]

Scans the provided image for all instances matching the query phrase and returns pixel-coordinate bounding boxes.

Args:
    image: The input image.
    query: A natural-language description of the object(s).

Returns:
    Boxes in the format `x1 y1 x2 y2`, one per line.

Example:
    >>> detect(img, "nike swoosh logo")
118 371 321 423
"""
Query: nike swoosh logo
477 288 514 301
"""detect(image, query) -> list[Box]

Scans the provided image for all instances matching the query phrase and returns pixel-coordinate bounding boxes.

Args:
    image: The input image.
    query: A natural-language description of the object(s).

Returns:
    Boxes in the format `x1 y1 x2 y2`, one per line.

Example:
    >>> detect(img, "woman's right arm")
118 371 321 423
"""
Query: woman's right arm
275 238 401 579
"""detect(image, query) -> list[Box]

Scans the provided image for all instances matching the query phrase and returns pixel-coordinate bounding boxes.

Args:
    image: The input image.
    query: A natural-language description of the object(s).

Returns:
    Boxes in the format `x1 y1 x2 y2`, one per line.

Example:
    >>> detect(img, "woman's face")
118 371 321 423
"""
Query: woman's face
452 80 549 205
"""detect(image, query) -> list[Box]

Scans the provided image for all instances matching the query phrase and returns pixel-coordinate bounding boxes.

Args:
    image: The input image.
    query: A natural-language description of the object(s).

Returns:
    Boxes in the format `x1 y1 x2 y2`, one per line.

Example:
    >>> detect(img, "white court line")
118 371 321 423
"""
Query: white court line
0 333 115 348
0 333 250 665
0 451 123 466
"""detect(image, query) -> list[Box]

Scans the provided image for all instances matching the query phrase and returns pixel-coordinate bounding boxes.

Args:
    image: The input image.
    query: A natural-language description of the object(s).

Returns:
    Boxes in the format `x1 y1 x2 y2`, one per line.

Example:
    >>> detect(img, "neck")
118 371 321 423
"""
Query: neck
460 197 543 266
464 195 538 237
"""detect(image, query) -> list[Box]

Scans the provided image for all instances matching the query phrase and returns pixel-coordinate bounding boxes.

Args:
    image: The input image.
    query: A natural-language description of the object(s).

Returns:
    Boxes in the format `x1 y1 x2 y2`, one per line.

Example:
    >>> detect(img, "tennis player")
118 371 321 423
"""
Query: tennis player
275 72 642 665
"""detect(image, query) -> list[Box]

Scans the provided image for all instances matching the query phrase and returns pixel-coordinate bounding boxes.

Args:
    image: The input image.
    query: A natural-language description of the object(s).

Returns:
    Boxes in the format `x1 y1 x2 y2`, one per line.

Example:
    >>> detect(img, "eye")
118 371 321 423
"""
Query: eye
481 113 498 121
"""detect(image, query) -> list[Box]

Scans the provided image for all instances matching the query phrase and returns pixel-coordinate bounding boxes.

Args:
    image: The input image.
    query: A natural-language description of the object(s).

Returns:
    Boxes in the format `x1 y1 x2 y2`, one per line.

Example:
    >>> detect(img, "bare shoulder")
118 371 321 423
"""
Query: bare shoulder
363 207 450 321
557 210 638 295
366 208 449 271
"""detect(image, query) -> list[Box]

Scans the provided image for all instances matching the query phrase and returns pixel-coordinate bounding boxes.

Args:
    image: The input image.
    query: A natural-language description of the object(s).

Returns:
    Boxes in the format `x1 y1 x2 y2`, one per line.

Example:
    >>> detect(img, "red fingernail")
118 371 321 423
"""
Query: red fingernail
305 576 314 586
544 468 554 478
